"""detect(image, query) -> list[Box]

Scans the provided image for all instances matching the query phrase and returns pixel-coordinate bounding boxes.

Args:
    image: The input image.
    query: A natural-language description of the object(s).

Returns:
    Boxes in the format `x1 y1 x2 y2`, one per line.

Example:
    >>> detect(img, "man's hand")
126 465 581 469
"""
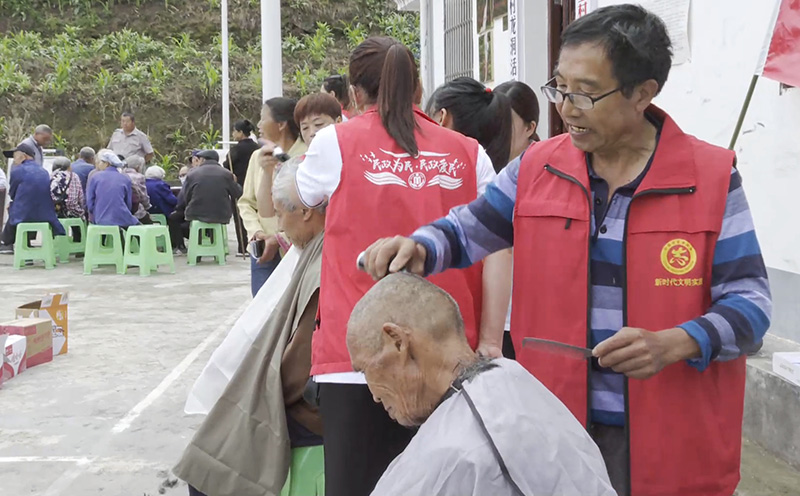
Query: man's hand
363 236 427 280
258 235 280 264
476 342 503 359
593 327 701 380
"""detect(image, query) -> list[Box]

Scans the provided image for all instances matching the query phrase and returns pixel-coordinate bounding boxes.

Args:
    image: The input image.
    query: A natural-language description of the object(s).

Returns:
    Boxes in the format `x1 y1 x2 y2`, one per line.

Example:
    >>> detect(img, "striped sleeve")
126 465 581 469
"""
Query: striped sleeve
410 155 520 275
678 168 772 371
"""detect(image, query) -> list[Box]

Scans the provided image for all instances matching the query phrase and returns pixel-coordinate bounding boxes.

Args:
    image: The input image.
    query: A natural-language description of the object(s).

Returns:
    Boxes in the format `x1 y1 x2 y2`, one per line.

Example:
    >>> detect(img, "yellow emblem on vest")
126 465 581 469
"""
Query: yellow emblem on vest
661 239 697 275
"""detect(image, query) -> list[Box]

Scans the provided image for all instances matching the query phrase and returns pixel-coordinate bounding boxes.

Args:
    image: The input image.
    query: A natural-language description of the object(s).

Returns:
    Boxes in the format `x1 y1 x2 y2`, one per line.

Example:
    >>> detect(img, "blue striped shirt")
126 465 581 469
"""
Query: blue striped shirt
412 143 772 427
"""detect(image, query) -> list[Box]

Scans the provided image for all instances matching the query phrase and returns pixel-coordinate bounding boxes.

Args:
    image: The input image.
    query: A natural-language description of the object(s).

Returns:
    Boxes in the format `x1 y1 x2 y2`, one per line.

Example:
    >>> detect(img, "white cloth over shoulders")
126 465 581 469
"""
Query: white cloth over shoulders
371 358 617 496
184 246 301 415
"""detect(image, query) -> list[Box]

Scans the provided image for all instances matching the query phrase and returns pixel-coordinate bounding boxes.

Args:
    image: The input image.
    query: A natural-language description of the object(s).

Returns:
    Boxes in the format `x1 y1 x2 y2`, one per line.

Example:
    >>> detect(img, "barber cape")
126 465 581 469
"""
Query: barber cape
174 232 323 496
371 358 617 496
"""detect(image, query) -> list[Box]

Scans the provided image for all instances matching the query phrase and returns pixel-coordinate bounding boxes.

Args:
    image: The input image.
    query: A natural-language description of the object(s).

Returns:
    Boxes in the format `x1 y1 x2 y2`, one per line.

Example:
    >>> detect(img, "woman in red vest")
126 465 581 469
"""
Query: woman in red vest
296 36 503 496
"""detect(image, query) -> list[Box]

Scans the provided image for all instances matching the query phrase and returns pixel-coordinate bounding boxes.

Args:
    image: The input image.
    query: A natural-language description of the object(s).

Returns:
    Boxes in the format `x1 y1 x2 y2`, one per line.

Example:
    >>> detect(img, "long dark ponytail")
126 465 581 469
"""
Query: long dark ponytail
434 77 512 172
350 37 420 157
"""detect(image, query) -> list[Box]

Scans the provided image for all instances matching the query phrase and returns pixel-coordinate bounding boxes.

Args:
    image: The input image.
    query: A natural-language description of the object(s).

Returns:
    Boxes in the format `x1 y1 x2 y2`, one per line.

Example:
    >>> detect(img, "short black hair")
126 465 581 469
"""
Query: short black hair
121 111 135 122
233 119 255 136
561 4 672 96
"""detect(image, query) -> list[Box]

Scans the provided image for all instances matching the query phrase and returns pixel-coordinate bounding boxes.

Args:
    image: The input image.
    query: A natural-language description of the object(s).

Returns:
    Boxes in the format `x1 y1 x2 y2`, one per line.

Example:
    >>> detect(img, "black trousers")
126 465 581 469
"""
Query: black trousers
167 214 190 250
502 331 516 360
590 423 630 496
318 383 415 496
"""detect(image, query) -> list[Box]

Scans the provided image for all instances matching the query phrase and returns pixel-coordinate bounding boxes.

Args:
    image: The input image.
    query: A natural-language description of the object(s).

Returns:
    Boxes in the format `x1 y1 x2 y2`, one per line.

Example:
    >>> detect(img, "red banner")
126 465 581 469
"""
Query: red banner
763 0 800 87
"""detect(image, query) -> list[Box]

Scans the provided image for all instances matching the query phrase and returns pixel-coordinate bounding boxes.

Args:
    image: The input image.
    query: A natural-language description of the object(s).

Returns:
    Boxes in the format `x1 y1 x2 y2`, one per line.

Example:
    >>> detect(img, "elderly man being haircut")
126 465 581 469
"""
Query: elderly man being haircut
347 273 616 496
175 158 325 496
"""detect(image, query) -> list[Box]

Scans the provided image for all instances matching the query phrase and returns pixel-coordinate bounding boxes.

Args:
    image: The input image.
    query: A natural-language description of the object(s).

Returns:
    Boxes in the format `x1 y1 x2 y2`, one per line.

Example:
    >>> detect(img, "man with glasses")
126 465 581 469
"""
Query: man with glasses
360 5 771 496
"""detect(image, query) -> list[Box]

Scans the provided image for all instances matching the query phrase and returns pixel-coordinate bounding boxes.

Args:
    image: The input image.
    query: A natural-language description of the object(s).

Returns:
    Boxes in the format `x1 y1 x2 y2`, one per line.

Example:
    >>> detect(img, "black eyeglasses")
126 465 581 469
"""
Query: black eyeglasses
540 78 622 110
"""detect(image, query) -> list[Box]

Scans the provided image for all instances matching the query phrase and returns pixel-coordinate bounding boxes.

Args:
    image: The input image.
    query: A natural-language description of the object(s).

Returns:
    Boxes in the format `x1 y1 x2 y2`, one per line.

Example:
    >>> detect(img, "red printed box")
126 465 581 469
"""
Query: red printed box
16 293 69 356
0 318 52 368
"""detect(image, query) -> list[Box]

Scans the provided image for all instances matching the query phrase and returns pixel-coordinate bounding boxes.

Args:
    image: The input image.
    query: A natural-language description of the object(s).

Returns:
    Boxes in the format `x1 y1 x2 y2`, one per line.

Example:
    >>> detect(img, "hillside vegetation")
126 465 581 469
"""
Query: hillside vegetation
0 0 418 175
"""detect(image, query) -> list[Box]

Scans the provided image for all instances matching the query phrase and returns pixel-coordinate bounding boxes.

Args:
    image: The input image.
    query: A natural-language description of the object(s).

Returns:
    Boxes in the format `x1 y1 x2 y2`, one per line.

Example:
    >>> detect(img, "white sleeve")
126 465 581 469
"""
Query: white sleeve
475 145 497 195
296 125 344 208
0 168 7 190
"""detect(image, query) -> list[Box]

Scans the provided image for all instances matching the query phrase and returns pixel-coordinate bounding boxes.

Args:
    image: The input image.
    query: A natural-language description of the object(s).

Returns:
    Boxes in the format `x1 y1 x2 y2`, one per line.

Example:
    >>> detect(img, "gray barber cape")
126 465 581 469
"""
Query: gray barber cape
371 358 616 496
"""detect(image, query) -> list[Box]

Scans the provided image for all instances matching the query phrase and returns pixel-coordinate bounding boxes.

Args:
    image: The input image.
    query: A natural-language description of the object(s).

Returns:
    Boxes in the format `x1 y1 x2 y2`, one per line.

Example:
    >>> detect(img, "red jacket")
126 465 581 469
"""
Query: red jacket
512 107 742 495
311 108 483 375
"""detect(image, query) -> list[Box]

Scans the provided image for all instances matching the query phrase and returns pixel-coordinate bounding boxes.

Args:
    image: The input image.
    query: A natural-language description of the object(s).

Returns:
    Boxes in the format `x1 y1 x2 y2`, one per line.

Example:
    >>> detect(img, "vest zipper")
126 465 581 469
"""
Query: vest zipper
544 165 593 426
621 185 695 493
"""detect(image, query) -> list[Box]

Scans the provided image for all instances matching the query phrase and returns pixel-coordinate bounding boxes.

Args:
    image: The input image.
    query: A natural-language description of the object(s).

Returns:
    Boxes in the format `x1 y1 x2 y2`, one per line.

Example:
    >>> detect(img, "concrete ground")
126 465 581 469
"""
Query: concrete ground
1 244 799 495
0 247 251 496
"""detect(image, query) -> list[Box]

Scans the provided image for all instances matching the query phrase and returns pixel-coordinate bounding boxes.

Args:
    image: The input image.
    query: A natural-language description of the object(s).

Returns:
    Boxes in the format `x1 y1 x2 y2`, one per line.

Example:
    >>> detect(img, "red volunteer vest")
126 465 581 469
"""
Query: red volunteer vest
311 108 483 375
512 107 743 496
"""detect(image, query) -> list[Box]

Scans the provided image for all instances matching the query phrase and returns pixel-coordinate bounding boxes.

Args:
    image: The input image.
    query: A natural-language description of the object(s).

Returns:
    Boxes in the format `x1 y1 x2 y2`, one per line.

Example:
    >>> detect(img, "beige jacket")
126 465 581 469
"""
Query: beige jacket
174 231 323 496
237 138 307 240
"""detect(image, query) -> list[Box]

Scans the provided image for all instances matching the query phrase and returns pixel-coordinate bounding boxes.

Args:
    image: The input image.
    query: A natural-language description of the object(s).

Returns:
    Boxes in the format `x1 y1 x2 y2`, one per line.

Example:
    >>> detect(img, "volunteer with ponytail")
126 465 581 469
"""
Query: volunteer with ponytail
296 36 499 496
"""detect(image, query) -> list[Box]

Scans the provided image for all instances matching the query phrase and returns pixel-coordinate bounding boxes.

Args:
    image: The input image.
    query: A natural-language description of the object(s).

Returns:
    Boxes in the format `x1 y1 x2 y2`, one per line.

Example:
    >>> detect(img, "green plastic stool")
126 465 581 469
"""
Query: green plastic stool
201 222 230 255
187 221 226 265
280 446 325 496
13 222 57 270
150 213 168 226
84 225 125 275
124 225 175 276
55 218 86 263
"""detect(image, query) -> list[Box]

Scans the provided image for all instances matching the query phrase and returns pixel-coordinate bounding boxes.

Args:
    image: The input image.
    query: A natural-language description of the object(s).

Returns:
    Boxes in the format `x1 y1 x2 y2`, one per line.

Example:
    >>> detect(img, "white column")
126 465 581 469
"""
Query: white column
261 0 283 101
221 0 230 151
431 0 446 89
517 0 550 138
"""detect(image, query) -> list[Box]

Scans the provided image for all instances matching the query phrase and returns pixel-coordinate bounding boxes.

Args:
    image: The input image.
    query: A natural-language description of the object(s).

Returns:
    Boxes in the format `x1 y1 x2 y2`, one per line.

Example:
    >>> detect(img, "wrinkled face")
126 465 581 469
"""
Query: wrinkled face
350 329 434 427
509 109 535 159
258 106 282 143
121 116 135 133
555 43 640 154
274 200 315 249
299 113 338 145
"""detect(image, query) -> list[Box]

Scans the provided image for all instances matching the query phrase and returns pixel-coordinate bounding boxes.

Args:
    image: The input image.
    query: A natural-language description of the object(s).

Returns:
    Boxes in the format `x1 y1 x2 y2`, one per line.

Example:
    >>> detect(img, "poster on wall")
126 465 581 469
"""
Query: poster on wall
638 0 691 65
576 0 598 18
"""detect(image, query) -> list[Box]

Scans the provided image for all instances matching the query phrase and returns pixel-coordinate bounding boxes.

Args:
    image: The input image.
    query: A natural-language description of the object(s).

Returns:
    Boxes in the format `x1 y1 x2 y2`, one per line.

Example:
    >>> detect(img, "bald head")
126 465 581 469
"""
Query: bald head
347 273 466 357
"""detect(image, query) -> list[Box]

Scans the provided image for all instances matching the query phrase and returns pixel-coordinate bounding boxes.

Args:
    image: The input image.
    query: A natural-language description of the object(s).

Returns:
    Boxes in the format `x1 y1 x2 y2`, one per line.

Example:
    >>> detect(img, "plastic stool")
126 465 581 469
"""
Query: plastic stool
150 213 168 226
200 223 230 255
83 225 125 274
55 218 86 263
13 222 57 269
187 221 226 265
123 225 175 276
280 446 325 496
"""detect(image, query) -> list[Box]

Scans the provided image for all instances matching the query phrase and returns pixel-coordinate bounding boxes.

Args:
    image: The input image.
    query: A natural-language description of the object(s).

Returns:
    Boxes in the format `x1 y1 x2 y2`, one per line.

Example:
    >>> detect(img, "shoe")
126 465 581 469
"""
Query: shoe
0 244 12 254
172 247 186 256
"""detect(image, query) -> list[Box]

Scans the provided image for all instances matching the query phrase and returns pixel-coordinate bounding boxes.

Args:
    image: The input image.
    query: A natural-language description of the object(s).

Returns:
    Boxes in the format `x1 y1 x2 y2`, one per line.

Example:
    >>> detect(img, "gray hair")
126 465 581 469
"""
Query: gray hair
34 124 52 135
52 157 71 171
125 155 145 173
272 157 326 214
79 147 95 161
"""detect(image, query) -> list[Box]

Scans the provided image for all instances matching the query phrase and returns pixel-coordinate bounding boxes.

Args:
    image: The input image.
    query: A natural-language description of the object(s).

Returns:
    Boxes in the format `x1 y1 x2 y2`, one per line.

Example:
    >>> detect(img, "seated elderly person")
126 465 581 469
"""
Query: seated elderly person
0 142 65 253
347 274 617 496
86 150 139 230
168 150 242 254
71 147 96 192
123 155 152 224
174 158 325 496
145 165 178 217
50 157 86 220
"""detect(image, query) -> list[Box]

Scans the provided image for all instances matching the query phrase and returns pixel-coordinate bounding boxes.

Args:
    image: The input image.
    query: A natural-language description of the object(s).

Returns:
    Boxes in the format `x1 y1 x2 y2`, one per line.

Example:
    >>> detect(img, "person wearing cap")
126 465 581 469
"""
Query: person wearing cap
168 149 242 254
107 112 154 163
145 165 178 217
86 149 139 230
0 142 65 253
17 124 53 166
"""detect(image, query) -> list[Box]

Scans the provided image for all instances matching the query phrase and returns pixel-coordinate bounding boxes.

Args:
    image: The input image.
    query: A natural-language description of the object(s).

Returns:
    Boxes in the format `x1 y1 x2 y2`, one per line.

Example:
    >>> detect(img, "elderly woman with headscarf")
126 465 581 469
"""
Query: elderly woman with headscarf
50 157 86 221
145 165 178 217
86 149 139 228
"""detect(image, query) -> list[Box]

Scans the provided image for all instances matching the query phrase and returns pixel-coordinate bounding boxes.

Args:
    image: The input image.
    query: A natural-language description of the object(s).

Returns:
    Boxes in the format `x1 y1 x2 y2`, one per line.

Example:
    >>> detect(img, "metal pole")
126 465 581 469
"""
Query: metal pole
221 0 230 152
261 0 283 101
728 75 759 150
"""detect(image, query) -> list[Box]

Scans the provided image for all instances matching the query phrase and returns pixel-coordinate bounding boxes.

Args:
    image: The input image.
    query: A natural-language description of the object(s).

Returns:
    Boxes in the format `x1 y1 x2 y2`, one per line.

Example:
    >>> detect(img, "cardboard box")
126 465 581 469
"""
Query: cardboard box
773 352 800 387
16 293 69 356
0 319 52 368
3 334 27 380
